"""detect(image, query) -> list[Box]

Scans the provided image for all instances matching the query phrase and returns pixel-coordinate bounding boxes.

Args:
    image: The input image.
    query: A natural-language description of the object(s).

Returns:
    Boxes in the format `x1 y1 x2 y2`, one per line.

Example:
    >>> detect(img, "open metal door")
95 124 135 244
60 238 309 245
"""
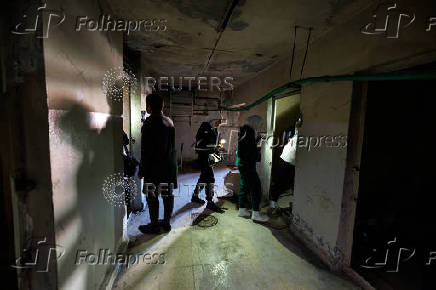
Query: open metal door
260 98 276 198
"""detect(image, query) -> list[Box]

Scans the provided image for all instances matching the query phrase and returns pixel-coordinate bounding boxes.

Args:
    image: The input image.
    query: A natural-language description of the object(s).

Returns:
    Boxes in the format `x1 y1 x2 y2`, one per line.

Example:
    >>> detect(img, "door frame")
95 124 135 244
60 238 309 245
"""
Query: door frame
336 81 368 266
261 91 300 199
336 51 436 269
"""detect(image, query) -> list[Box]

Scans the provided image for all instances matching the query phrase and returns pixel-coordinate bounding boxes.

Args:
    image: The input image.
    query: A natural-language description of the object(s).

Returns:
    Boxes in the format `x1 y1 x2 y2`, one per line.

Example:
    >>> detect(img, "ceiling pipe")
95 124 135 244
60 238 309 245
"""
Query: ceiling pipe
201 0 241 75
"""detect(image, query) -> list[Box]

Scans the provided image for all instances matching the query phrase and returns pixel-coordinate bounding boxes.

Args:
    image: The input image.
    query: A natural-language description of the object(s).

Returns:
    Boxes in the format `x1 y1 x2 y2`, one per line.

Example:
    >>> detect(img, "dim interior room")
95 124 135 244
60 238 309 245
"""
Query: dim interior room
2 0 436 290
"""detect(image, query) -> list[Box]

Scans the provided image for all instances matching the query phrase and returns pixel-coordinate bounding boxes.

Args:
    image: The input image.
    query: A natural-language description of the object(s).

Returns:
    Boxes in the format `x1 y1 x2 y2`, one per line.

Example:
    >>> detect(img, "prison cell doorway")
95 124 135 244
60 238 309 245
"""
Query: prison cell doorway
350 77 436 290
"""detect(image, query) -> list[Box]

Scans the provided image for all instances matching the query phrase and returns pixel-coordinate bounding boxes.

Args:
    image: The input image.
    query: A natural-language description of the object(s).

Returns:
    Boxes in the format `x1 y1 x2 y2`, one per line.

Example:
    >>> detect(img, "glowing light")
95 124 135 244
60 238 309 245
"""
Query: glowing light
90 112 109 130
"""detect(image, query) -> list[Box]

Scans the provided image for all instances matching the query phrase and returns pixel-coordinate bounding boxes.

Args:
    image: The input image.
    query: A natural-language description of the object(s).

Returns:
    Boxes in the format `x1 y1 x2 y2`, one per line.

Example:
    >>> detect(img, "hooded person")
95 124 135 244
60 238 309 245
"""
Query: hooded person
236 116 269 222
191 120 224 213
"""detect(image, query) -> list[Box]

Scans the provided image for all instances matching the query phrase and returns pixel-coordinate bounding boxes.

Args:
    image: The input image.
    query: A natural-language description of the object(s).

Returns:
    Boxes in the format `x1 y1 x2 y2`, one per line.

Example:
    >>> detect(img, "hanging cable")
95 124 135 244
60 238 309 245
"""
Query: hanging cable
300 27 313 79
289 25 297 81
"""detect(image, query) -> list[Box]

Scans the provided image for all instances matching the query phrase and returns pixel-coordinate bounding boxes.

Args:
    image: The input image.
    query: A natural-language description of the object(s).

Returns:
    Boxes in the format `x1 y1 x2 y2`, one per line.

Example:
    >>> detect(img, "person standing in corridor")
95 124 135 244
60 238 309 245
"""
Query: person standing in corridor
236 119 269 222
191 120 224 213
138 94 177 234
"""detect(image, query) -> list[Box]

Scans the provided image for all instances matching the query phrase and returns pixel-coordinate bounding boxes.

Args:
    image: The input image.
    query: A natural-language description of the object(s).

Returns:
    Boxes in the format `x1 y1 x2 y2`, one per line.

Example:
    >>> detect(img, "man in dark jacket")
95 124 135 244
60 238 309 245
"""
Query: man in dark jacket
236 123 269 222
138 94 177 234
191 120 224 212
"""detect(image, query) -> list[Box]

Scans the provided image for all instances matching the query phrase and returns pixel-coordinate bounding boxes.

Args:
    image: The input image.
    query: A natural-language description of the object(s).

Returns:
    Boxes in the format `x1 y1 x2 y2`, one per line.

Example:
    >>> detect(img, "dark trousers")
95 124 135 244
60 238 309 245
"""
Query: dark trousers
145 184 174 225
193 154 215 202
239 165 262 211
269 160 295 202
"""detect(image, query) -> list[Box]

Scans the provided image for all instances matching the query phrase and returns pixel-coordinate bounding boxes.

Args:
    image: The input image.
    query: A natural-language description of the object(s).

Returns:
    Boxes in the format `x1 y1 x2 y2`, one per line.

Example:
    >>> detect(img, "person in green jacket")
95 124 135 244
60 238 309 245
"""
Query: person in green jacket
236 123 269 222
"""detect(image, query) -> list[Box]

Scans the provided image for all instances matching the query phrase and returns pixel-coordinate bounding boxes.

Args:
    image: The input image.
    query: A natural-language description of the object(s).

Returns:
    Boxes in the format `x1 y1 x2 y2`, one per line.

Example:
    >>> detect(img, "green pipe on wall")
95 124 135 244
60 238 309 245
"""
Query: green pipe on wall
224 70 436 112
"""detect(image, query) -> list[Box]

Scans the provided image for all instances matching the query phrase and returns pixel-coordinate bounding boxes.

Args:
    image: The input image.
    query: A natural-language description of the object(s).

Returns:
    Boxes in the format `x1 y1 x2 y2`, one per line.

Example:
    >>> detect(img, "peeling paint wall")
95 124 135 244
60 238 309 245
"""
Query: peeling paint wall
43 0 125 289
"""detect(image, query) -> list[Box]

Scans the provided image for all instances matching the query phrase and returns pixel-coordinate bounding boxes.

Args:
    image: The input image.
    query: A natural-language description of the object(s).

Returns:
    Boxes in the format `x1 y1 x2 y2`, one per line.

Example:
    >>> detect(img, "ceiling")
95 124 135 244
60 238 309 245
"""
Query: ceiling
106 0 373 87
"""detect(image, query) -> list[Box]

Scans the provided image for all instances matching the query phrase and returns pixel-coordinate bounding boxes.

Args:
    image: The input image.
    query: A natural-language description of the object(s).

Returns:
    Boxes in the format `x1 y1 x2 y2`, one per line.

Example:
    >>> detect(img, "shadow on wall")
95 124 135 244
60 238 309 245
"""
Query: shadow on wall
51 98 124 289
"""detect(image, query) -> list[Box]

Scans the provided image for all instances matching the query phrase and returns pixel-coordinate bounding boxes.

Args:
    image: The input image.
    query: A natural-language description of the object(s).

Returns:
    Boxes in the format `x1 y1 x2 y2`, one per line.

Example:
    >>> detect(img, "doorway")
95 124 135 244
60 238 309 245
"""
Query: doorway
264 94 300 212
350 78 436 289
123 45 143 217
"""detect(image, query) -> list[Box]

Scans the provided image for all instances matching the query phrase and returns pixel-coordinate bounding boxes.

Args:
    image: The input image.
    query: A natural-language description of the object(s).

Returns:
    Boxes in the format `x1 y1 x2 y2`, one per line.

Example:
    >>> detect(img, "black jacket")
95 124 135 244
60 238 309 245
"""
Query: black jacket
195 122 217 155
237 125 259 168
139 113 178 189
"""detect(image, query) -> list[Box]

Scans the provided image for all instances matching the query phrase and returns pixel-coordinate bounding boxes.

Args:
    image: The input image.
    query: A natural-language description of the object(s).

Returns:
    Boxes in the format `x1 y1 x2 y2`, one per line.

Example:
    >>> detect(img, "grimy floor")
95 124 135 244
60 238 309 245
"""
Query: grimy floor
114 167 358 290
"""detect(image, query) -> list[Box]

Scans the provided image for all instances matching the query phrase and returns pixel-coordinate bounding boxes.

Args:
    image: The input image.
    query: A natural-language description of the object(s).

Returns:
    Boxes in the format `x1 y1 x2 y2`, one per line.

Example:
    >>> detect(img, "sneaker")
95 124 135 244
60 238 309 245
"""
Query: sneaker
270 201 277 208
157 220 172 232
238 207 251 218
251 211 269 223
268 207 281 218
206 201 225 213
191 195 206 205
138 223 160 234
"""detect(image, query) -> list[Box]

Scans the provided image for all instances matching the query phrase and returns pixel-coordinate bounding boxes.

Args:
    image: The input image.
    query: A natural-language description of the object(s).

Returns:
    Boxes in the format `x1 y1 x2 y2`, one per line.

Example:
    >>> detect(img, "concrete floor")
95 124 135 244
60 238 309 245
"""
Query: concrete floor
113 167 359 290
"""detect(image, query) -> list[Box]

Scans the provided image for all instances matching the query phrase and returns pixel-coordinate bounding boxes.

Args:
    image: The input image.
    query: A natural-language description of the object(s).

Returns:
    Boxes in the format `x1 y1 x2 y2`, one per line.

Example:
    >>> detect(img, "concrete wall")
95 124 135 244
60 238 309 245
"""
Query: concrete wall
231 0 436 268
293 82 352 266
173 116 207 162
173 112 223 163
2 1 58 287
43 0 126 289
